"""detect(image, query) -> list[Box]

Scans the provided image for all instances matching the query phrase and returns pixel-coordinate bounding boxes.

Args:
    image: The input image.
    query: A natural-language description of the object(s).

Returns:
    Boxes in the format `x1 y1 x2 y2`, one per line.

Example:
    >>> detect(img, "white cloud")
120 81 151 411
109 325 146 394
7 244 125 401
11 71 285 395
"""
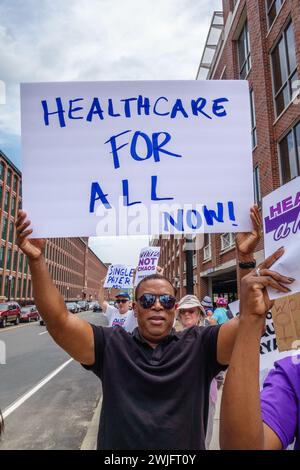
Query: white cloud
0 0 221 137
0 0 221 264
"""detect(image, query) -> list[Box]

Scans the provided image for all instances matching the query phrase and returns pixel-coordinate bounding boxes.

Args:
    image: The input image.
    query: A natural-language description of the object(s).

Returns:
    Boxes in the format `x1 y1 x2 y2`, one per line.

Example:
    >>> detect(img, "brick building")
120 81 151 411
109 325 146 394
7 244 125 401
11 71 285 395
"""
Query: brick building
154 0 300 302
0 150 107 304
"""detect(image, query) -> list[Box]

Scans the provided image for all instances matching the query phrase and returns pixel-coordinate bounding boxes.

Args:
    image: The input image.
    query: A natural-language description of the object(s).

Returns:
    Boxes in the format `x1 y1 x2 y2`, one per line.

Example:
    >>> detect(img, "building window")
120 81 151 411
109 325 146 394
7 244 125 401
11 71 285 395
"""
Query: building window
6 169 12 187
6 248 12 270
279 121 300 184
221 233 235 251
4 276 9 298
0 245 4 268
11 277 15 298
237 21 251 79
253 166 261 205
250 89 257 148
2 217 7 240
19 253 23 272
271 22 298 117
0 161 4 180
203 234 211 261
267 0 284 29
4 191 9 212
9 221 14 243
11 196 16 217
13 175 18 193
13 250 18 271
23 278 27 298
17 278 21 297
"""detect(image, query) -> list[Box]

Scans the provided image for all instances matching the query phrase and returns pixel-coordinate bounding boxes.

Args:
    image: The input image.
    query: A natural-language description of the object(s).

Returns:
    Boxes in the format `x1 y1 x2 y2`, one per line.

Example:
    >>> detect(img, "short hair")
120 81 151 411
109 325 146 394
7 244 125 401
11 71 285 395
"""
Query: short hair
135 274 176 300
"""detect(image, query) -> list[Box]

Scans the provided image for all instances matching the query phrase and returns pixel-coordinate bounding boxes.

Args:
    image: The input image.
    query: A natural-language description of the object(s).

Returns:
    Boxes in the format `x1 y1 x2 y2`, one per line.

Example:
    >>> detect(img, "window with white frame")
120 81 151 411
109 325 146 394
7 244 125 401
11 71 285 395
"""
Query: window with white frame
203 234 211 261
221 233 235 251
237 21 251 79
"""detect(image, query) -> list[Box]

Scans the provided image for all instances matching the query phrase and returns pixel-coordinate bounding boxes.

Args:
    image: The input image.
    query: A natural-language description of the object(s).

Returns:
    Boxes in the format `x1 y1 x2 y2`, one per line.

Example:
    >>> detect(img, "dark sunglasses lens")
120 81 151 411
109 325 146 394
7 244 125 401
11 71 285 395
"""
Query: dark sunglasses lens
160 295 176 309
116 299 127 303
139 294 156 308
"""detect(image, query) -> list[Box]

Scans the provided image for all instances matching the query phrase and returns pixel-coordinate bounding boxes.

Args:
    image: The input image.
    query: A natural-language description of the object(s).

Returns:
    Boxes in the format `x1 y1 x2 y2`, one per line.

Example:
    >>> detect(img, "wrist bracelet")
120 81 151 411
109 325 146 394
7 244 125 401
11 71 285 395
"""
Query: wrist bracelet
238 260 256 269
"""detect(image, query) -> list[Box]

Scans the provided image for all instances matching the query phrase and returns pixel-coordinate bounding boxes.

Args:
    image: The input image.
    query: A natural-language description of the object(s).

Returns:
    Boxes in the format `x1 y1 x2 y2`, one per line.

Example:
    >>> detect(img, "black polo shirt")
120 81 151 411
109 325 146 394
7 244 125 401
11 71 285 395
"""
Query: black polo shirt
82 324 226 450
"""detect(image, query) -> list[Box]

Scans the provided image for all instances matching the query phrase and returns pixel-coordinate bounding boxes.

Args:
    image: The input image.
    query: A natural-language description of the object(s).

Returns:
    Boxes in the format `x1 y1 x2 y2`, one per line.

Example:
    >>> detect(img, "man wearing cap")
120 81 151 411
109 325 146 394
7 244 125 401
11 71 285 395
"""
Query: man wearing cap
98 288 137 333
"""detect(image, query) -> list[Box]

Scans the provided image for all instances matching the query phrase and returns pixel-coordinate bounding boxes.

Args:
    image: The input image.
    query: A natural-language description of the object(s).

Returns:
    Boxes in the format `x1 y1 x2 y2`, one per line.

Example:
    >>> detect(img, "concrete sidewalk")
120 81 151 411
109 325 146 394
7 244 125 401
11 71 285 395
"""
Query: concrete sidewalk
208 386 222 450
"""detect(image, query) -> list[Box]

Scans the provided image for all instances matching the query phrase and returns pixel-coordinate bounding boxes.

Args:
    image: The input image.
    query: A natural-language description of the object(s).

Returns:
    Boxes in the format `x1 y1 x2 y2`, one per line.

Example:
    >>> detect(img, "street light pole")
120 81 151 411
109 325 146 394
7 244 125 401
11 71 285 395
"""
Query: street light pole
184 236 194 295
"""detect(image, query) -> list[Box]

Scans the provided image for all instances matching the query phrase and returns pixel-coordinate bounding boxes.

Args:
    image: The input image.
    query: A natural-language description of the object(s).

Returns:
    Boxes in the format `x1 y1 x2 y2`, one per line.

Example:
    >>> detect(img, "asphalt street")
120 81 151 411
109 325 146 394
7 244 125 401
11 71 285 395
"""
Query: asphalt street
0 310 108 450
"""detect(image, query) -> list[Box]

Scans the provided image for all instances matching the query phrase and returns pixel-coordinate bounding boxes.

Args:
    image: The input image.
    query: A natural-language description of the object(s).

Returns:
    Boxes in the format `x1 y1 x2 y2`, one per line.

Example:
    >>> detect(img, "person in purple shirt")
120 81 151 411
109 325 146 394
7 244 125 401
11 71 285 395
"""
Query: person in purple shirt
219 246 296 450
260 355 300 450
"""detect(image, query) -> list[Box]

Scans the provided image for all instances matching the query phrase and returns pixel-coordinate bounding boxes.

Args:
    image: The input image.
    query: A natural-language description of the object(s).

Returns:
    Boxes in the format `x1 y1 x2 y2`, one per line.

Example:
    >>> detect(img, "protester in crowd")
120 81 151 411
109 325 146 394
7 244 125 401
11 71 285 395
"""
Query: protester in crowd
209 297 230 325
176 294 217 450
201 296 214 323
220 254 297 450
98 286 137 332
15 205 269 450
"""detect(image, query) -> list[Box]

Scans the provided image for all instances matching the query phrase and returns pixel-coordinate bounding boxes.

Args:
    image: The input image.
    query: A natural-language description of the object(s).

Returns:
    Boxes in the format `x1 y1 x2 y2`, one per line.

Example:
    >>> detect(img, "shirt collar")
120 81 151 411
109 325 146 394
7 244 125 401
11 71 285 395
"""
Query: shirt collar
132 327 181 347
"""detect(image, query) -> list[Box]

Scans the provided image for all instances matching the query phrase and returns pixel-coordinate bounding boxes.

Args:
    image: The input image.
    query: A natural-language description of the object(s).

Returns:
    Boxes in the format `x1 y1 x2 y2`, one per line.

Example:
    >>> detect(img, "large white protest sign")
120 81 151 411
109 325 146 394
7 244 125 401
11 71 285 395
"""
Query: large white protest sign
134 247 161 286
21 80 253 238
263 177 300 300
103 264 134 289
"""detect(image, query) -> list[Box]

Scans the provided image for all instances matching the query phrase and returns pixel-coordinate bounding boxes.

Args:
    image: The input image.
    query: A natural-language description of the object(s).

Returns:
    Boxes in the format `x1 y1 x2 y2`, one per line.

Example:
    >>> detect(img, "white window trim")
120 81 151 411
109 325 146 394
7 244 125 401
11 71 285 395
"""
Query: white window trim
220 233 235 252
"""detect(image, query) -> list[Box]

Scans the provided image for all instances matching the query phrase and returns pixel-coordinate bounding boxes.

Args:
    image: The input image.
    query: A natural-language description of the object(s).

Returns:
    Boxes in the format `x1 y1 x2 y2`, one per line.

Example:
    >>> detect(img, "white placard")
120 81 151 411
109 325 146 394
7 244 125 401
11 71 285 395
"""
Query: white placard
103 264 135 289
21 80 253 237
227 300 240 317
263 177 300 300
134 247 161 286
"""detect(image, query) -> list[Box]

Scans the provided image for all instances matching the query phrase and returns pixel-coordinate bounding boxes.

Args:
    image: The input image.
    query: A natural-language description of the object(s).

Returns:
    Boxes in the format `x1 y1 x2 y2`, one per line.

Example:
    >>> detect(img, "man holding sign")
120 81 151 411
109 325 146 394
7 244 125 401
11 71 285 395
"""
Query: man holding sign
98 287 137 333
15 205 268 450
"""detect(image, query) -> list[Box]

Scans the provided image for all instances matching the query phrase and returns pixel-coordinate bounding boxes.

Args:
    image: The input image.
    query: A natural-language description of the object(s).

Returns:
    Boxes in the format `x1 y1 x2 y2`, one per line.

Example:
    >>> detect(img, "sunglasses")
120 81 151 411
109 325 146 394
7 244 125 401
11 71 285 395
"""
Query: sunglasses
179 308 199 315
115 299 129 304
137 293 176 310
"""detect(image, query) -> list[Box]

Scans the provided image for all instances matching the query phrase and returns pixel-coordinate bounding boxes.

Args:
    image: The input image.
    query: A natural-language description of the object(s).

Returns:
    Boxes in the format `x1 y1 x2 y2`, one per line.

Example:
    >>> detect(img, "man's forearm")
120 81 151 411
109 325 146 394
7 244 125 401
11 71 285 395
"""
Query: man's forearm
30 256 69 329
220 315 265 449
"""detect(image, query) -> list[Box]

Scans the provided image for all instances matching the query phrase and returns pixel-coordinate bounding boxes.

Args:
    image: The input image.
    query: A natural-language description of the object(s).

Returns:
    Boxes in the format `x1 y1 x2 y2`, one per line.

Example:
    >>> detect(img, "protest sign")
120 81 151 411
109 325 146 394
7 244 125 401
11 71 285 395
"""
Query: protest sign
134 247 161 286
21 80 253 237
103 264 134 289
271 292 300 352
263 176 300 300
227 300 240 317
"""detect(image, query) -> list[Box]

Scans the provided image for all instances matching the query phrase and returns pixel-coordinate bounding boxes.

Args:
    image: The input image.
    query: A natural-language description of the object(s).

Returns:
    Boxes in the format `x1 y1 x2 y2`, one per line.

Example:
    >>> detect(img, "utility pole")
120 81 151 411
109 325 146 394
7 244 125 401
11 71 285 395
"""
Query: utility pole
184 236 194 295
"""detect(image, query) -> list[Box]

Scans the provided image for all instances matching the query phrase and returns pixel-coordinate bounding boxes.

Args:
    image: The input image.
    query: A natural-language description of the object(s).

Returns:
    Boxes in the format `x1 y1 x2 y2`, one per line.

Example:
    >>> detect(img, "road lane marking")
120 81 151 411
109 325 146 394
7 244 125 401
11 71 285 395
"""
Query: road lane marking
38 331 48 336
0 323 38 334
2 358 73 419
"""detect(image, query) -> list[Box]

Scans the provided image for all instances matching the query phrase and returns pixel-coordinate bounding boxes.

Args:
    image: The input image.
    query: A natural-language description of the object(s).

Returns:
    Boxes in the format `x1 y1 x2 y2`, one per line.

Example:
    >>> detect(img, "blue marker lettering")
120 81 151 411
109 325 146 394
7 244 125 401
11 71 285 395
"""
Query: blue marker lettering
228 201 238 226
86 98 104 121
203 203 224 225
122 179 142 206
137 95 151 115
41 98 66 127
68 98 84 120
170 99 189 119
108 98 121 117
153 97 169 116
152 132 182 162
104 130 131 169
151 176 174 201
89 182 111 212
212 98 229 117
120 97 137 117
130 131 153 161
191 98 212 120
186 209 202 229
163 210 184 231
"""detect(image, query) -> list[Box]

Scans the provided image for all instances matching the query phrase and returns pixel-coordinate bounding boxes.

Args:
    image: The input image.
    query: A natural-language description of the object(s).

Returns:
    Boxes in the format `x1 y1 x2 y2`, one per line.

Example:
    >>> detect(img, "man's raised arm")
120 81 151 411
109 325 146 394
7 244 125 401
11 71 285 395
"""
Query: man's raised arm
16 211 95 365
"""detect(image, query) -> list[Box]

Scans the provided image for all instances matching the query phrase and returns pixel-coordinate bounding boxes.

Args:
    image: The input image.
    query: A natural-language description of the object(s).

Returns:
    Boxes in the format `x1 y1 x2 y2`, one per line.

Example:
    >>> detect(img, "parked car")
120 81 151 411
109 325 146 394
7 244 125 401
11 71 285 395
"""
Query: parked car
0 302 22 328
77 300 89 311
93 302 102 312
66 302 78 314
20 305 39 322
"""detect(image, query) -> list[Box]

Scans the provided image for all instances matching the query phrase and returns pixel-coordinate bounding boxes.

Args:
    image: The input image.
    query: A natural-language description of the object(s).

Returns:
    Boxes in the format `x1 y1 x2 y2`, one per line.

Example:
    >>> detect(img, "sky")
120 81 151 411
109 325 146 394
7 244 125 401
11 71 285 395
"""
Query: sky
0 0 222 264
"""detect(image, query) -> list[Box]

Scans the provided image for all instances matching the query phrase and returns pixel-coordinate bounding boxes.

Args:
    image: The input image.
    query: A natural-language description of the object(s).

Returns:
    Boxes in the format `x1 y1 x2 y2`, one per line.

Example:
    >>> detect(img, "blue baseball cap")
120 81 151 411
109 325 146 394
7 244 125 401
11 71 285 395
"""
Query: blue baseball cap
116 292 130 300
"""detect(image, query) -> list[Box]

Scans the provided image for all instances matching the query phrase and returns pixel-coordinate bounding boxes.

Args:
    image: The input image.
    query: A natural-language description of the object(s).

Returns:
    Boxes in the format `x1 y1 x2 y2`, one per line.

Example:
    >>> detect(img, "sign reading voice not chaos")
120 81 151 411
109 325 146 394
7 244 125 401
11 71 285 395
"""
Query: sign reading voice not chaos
21 80 253 237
